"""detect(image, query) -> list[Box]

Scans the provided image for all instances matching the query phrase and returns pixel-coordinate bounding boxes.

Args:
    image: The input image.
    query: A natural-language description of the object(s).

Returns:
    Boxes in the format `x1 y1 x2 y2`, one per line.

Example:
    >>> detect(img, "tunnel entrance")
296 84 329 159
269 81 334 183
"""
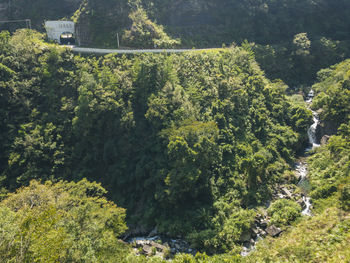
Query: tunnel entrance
60 32 75 45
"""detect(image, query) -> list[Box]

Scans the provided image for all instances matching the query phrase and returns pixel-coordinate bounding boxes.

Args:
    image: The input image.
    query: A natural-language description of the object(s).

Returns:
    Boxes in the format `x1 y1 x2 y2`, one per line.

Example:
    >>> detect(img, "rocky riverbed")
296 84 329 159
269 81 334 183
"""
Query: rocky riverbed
241 182 312 256
241 89 318 256
125 228 195 259
126 90 319 259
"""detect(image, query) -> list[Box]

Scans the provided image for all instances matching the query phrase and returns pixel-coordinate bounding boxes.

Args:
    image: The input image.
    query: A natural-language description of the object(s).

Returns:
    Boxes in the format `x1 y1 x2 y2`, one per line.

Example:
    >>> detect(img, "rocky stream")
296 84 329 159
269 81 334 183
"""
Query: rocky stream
126 90 319 259
241 89 319 256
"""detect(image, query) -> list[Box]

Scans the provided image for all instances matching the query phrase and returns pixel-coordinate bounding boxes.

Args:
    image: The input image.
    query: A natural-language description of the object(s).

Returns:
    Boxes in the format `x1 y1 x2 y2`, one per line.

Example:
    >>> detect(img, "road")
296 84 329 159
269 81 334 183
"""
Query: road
70 46 218 54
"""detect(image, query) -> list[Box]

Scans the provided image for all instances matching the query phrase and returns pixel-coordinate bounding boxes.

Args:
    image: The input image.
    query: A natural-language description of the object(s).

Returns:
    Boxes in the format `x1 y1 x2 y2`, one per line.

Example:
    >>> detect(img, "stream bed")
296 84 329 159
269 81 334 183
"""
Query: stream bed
241 89 318 256
129 90 319 259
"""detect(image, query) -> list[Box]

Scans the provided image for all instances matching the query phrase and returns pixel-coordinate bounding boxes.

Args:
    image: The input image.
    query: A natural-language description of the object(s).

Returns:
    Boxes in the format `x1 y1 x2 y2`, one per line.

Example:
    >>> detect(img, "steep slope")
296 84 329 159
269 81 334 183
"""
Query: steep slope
0 30 312 254
2 0 350 87
3 0 350 48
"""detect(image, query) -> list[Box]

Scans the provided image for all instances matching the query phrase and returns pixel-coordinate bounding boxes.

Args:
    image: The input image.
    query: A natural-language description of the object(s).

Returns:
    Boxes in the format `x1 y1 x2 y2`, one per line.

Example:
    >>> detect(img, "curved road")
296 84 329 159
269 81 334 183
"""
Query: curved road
70 46 219 54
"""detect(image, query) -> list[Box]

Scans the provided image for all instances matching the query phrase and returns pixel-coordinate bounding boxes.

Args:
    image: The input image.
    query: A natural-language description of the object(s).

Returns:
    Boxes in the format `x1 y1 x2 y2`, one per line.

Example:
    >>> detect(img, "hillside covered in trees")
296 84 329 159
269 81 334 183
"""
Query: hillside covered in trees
0 1 349 262
2 0 350 86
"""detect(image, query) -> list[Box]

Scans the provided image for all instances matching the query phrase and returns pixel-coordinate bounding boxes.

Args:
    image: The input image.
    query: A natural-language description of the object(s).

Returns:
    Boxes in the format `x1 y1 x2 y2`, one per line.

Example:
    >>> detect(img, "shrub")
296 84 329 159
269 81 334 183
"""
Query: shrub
268 199 301 227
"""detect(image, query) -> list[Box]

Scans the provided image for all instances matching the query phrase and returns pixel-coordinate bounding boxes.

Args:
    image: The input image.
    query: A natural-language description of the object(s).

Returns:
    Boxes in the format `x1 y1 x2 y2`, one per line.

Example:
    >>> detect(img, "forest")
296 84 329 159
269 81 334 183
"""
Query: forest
3 0 350 87
0 0 349 262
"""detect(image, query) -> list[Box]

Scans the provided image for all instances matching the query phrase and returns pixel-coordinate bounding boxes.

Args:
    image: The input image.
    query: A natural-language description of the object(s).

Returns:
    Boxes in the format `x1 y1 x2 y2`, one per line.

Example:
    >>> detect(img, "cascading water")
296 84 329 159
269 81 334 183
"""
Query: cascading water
240 90 320 256
297 89 320 216
296 160 312 216
306 90 321 151
241 90 318 256
302 196 312 216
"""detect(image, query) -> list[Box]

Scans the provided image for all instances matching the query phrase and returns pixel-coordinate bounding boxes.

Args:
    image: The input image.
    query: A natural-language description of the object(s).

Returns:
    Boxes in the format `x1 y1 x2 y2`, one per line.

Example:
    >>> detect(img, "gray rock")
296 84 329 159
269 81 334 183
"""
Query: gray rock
148 227 158 238
282 187 293 199
277 193 285 199
135 240 147 247
260 230 267 237
266 225 282 237
251 228 259 238
142 245 153 256
321 135 331 146
150 241 167 252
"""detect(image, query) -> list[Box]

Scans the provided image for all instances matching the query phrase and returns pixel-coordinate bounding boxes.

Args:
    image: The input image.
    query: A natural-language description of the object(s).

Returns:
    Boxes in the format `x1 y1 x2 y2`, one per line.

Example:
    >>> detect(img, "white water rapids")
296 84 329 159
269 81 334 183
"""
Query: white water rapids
297 89 321 216
306 89 321 151
241 89 319 257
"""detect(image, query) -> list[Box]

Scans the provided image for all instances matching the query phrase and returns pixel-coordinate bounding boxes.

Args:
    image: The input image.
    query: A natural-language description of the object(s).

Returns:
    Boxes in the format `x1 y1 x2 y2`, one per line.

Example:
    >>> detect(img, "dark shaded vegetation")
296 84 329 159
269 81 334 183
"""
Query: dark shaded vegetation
246 58 350 263
0 0 350 261
2 0 350 85
0 30 312 256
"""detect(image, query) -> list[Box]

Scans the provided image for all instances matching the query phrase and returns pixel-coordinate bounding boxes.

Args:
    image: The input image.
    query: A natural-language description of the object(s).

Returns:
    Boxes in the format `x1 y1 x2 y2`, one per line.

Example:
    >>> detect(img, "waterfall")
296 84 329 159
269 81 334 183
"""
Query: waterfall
241 89 317 257
306 90 321 150
302 196 312 216
296 89 320 216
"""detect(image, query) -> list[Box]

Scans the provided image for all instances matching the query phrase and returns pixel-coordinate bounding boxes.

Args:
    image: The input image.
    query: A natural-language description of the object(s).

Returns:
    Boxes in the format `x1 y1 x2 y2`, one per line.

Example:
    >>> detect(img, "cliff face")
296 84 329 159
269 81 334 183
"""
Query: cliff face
74 0 131 47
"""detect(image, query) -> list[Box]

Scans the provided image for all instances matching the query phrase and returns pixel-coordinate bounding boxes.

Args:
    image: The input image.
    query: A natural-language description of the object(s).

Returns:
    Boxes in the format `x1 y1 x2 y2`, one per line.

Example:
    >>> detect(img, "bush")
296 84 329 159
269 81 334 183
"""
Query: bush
310 184 337 199
268 199 301 227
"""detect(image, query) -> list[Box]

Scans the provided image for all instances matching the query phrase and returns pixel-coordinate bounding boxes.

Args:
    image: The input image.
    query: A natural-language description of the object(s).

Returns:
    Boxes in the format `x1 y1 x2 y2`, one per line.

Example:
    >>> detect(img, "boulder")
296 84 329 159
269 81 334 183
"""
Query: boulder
260 230 267 237
282 187 293 199
142 245 153 256
150 241 167 252
266 225 282 237
135 240 150 247
316 120 337 143
251 228 259 238
277 193 285 199
321 135 331 146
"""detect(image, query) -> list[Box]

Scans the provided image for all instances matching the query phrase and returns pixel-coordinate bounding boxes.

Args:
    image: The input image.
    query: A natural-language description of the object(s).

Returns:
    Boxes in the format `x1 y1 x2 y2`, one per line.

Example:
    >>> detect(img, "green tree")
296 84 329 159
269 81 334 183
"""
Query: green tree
268 199 301 227
0 179 128 262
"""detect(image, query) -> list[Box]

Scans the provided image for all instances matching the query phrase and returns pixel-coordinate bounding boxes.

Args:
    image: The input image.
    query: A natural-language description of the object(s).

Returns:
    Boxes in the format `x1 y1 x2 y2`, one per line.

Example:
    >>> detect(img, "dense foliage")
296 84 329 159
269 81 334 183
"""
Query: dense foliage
312 59 350 129
0 30 312 256
0 2 349 258
308 59 350 205
6 0 350 47
122 7 180 48
267 199 301 227
243 58 350 263
127 43 350 263
0 179 128 262
2 0 350 85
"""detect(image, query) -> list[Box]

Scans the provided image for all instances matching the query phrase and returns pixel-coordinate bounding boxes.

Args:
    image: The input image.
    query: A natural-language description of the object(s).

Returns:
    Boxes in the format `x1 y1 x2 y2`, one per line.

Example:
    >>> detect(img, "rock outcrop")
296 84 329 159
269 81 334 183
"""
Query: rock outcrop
266 225 282 237
316 120 337 143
